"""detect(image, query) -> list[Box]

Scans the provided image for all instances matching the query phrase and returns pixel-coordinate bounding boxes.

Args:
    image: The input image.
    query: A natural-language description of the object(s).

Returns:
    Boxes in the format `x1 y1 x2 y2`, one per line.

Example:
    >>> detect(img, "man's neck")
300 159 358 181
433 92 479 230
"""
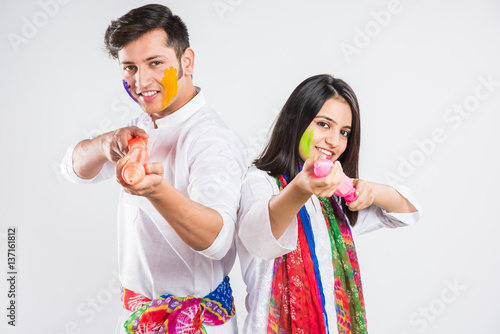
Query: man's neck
150 83 198 127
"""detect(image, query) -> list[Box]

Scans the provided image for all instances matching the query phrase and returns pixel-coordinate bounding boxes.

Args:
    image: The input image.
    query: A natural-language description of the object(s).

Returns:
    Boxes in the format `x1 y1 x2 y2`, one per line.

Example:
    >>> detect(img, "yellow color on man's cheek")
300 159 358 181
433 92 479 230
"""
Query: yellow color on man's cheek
160 67 179 109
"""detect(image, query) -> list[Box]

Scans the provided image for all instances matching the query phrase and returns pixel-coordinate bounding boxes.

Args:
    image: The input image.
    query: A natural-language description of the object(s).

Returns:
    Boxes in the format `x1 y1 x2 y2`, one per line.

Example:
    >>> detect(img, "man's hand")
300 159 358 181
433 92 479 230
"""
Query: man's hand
101 126 149 163
116 154 224 252
72 126 148 180
116 155 166 198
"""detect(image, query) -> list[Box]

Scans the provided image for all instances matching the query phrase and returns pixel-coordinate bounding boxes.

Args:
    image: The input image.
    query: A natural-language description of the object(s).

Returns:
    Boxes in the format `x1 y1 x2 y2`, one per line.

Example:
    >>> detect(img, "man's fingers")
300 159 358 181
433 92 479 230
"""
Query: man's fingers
129 126 149 139
116 154 131 176
116 127 149 155
135 128 149 139
145 162 164 176
115 132 129 156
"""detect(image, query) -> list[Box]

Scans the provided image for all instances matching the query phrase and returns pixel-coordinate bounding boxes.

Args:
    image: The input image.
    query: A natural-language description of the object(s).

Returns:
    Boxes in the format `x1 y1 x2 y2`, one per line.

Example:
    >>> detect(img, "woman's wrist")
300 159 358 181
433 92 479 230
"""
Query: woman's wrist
291 171 314 198
370 182 383 207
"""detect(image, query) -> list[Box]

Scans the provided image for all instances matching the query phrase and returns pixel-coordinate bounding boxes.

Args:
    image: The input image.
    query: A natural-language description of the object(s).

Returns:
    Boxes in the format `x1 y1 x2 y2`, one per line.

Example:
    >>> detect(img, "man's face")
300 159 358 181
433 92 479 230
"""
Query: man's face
118 29 186 118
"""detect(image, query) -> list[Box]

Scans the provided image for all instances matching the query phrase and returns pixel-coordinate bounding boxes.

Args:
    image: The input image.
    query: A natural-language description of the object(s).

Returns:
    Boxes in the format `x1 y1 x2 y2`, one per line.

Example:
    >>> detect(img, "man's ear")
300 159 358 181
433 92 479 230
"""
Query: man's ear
182 48 195 76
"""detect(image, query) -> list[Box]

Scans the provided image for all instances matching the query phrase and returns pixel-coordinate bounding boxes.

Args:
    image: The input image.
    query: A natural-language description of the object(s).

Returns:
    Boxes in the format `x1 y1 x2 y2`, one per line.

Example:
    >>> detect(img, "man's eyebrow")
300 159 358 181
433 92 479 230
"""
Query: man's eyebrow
120 55 167 65
315 115 352 128
145 55 167 62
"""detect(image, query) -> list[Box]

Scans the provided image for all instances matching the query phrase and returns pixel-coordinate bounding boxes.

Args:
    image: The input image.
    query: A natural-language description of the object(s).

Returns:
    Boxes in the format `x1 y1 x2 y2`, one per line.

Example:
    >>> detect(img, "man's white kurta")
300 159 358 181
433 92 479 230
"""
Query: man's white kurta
62 89 247 333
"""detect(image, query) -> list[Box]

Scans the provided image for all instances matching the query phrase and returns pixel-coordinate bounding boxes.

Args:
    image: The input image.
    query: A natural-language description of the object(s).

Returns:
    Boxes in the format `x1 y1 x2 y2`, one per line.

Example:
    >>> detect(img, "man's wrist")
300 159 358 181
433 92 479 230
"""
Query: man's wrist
97 132 112 161
144 178 170 202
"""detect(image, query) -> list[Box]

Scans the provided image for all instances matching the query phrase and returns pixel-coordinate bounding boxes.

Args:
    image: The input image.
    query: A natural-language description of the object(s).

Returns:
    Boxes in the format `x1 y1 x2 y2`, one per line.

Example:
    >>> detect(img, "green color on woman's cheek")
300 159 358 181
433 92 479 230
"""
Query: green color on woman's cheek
299 127 314 159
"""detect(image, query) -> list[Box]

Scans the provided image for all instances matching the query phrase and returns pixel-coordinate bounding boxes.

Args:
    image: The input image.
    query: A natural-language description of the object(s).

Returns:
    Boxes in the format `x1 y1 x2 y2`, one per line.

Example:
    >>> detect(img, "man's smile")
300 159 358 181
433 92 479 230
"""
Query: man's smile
140 90 159 97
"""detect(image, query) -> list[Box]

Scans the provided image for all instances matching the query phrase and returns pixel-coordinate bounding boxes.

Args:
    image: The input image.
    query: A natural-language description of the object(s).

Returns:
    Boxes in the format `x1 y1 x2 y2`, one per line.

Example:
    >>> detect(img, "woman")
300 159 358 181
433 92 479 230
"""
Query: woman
237 74 420 333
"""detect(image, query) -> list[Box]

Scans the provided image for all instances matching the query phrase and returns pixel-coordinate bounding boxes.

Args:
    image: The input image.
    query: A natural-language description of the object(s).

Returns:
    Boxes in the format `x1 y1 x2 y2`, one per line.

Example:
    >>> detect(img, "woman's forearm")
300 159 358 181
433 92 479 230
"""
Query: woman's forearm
268 180 312 240
371 183 417 213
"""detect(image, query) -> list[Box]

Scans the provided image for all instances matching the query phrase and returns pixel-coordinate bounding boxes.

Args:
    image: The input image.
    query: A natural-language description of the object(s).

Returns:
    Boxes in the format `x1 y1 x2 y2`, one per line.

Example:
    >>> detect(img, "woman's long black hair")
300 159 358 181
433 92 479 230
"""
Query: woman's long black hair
254 74 361 225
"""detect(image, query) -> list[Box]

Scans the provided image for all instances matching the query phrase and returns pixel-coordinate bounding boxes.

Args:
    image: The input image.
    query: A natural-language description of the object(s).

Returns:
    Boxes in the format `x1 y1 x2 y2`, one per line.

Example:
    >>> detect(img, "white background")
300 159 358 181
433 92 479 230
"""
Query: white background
1 0 499 333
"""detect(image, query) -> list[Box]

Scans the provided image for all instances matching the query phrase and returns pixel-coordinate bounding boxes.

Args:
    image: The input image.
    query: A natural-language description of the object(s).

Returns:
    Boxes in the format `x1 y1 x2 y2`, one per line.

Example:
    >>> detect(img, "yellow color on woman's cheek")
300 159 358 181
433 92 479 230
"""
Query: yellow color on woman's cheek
160 67 179 109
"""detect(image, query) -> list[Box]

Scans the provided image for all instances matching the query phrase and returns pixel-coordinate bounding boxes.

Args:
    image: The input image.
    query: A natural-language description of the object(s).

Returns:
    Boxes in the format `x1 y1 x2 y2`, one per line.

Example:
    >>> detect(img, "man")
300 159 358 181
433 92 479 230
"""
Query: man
61 4 246 333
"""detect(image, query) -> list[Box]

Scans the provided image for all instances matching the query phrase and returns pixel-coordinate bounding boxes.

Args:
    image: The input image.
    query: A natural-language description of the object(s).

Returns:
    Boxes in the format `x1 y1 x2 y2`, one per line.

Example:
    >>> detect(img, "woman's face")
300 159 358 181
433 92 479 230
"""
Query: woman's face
298 97 352 162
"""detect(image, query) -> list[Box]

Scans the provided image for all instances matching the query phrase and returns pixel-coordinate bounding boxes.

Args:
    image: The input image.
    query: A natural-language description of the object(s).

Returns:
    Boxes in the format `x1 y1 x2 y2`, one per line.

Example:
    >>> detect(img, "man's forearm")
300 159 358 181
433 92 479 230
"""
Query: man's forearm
147 180 224 251
73 135 109 180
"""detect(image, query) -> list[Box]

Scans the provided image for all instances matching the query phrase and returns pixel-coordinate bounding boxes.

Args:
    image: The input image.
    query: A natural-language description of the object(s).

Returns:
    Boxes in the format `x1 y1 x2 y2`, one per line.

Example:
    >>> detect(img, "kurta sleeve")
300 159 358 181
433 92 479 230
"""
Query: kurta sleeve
237 168 298 261
187 125 248 260
60 140 115 184
60 117 145 184
351 183 422 236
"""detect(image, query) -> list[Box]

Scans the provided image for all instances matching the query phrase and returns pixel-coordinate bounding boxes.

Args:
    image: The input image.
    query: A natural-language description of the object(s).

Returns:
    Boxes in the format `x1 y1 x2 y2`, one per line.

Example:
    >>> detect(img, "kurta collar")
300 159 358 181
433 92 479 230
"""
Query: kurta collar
143 86 205 129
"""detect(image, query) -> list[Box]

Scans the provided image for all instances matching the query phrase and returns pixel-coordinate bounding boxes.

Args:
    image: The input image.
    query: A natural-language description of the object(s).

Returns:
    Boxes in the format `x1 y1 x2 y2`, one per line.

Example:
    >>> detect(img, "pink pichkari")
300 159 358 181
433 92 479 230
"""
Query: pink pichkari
313 160 358 202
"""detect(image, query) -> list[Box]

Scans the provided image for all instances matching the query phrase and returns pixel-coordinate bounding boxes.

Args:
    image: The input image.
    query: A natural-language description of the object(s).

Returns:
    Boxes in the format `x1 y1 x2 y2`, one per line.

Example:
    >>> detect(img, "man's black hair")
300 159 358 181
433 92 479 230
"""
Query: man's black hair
104 4 190 63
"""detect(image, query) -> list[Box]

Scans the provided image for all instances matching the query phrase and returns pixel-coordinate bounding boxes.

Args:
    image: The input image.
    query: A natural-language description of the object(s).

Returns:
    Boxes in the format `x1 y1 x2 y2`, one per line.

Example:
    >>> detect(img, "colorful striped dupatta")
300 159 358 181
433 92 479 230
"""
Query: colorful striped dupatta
267 174 367 334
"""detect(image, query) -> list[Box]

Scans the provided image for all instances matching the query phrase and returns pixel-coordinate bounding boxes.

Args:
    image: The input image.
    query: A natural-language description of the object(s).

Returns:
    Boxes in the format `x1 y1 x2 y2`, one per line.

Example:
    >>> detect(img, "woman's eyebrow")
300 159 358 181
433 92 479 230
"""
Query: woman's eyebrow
315 115 335 123
315 115 351 129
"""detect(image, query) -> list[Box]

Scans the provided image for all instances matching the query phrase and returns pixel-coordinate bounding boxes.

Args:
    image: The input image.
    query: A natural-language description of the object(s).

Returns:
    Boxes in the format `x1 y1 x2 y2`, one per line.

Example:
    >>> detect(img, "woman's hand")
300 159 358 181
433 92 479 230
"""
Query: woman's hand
347 181 417 213
345 179 375 211
296 155 344 198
